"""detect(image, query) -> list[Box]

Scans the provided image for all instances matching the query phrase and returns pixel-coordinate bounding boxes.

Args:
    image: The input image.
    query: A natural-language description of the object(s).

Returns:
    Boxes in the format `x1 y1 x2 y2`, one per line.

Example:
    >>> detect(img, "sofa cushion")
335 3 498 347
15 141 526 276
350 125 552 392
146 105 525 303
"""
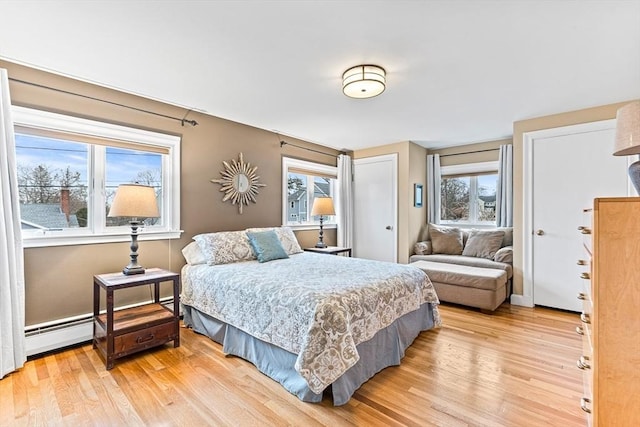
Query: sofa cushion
409 254 513 279
498 227 513 247
429 223 463 255
411 260 507 291
462 229 505 259
494 246 513 264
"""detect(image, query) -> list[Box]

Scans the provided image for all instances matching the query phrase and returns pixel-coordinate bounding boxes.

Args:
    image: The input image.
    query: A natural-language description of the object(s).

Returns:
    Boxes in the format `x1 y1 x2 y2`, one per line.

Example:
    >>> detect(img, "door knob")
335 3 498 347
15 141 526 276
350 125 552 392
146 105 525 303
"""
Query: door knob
536 229 544 236
385 226 392 230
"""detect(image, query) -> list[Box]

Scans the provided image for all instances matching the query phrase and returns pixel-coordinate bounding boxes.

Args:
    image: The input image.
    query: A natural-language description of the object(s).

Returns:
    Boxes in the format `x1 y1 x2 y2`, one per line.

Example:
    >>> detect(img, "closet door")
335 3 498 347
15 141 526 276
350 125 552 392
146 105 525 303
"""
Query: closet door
523 120 629 311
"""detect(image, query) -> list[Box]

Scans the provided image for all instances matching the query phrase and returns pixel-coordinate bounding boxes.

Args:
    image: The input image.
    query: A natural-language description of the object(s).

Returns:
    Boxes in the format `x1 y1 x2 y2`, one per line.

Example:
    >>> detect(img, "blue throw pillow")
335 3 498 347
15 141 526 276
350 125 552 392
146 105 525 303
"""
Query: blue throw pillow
246 230 289 263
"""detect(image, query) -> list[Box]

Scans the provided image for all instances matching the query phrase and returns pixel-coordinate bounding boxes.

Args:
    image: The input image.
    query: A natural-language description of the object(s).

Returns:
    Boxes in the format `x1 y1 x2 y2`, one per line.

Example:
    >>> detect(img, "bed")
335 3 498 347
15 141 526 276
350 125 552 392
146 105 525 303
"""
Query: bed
180 229 441 405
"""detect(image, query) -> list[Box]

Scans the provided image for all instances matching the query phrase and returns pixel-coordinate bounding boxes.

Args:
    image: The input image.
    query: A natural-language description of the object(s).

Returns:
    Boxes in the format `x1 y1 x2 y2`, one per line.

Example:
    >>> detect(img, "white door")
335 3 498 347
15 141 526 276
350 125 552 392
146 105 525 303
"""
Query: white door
353 154 397 262
526 120 629 311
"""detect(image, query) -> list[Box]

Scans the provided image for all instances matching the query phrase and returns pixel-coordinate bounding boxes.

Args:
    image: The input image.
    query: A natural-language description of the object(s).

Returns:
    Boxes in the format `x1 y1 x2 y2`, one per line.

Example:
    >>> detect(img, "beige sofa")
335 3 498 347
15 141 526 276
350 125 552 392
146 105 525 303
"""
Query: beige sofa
409 224 513 311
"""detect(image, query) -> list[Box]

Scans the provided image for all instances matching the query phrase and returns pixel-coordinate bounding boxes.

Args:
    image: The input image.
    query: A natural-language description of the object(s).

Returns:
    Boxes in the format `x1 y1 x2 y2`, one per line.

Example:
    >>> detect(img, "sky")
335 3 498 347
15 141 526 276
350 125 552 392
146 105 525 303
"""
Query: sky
478 174 497 196
15 133 162 191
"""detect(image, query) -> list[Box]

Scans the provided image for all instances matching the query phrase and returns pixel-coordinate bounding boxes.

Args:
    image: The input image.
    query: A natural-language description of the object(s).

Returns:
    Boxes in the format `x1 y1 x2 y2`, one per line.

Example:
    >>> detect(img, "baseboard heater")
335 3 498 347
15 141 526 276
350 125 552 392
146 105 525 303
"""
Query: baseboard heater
25 297 177 357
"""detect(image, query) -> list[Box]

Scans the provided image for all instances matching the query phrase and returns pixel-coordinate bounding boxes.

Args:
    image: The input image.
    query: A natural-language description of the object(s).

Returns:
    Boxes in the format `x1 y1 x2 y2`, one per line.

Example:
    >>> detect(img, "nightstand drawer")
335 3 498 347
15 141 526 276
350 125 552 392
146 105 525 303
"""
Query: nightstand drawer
113 321 176 358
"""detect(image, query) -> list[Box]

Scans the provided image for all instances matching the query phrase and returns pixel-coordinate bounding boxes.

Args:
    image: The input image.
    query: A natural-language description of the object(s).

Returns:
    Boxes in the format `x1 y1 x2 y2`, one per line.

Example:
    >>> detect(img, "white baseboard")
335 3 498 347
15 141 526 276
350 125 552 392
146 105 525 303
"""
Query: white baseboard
510 294 534 307
25 297 179 357
25 320 92 356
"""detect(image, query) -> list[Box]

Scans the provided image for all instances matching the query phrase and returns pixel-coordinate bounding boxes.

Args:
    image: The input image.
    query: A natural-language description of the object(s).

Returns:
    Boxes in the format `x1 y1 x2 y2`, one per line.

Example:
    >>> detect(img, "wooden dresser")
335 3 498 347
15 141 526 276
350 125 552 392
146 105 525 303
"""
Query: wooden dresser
578 198 640 426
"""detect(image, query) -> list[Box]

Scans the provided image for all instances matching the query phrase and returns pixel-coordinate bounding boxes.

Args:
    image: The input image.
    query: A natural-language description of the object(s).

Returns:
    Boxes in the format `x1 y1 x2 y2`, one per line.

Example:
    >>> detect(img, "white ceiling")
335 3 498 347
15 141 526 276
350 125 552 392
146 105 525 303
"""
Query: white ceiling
1 1 639 151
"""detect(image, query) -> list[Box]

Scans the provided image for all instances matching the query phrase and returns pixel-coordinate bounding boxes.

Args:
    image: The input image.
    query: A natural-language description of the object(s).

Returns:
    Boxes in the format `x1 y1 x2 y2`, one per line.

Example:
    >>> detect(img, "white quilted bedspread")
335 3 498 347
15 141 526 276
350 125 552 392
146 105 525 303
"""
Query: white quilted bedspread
181 252 440 393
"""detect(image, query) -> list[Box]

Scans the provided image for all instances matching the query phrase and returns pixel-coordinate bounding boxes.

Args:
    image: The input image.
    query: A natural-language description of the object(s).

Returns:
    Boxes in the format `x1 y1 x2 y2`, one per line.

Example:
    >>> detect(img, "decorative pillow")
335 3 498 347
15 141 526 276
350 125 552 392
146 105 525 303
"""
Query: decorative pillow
497 227 513 247
181 241 207 265
494 245 513 264
193 231 255 265
429 224 464 255
246 230 289 263
462 229 506 260
245 226 303 255
414 241 432 255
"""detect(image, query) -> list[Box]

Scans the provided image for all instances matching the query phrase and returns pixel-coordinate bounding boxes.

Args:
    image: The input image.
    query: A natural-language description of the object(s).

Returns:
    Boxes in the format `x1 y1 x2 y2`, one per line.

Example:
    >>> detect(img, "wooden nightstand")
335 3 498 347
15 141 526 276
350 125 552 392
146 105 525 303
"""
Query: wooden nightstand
93 268 180 370
304 246 352 257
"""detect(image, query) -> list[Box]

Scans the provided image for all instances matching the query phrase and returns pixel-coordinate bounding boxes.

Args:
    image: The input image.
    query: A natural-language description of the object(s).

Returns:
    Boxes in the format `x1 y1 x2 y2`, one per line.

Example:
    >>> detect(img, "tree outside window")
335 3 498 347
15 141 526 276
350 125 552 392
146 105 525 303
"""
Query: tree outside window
441 173 497 224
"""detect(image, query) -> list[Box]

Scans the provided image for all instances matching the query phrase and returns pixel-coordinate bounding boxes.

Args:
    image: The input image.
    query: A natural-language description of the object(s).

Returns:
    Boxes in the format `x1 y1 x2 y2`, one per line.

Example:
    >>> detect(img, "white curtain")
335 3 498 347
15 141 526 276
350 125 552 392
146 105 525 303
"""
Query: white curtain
426 153 441 224
0 69 26 379
336 154 353 248
496 144 514 227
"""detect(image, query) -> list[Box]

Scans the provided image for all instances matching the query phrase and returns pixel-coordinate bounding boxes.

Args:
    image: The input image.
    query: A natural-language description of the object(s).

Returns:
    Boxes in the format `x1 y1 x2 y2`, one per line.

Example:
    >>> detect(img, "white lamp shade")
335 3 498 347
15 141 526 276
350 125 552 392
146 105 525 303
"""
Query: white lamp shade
342 65 386 99
613 101 640 156
311 197 335 216
108 184 159 218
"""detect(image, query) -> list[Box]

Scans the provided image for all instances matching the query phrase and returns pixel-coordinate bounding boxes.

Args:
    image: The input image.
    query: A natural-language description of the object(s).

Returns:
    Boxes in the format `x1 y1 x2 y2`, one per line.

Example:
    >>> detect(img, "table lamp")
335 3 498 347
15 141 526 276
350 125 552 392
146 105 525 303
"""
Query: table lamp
613 101 640 193
311 197 335 248
108 184 159 275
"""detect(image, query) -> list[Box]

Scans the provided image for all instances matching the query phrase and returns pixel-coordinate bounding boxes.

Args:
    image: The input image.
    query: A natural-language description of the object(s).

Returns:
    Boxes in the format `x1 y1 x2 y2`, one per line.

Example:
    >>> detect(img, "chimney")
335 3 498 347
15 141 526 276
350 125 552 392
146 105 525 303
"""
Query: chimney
60 188 70 222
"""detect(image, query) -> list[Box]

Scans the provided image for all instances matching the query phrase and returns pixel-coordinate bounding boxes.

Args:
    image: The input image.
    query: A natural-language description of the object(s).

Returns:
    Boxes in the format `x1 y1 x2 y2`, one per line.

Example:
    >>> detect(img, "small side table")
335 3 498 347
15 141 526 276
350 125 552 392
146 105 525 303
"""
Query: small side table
304 246 352 257
93 268 180 370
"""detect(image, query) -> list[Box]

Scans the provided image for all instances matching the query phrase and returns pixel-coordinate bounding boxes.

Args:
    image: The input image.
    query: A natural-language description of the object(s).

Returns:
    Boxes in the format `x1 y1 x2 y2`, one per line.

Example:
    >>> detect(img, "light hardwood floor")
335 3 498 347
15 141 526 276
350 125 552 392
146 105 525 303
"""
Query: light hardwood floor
0 303 586 427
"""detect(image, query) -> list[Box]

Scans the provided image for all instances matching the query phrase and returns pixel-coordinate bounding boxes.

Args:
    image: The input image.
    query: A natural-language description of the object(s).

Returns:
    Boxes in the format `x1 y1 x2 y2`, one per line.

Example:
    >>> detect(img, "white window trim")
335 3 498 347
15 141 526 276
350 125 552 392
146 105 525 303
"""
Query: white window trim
440 160 498 228
282 157 337 230
13 106 182 248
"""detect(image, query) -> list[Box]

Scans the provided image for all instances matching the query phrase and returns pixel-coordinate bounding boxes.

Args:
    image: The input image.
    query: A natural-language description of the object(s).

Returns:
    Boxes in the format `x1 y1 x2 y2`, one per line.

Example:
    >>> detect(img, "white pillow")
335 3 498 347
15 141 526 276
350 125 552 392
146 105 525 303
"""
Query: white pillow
193 231 256 265
181 241 207 265
245 226 303 255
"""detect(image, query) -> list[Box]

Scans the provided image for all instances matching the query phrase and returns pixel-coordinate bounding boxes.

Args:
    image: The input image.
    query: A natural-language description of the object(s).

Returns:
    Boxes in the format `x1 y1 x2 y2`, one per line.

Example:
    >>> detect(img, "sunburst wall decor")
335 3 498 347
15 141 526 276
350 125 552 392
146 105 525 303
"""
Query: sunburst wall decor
211 152 266 214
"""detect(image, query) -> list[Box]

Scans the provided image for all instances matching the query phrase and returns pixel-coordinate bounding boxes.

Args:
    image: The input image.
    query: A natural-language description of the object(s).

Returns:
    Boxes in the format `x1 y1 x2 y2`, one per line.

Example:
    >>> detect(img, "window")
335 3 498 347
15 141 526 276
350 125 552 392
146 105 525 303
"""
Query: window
440 161 498 225
13 106 181 247
282 157 337 228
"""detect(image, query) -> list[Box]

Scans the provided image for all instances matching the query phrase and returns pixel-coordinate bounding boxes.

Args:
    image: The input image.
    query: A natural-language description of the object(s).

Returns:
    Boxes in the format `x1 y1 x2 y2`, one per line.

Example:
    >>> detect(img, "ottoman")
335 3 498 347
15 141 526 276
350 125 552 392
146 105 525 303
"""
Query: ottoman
411 260 508 311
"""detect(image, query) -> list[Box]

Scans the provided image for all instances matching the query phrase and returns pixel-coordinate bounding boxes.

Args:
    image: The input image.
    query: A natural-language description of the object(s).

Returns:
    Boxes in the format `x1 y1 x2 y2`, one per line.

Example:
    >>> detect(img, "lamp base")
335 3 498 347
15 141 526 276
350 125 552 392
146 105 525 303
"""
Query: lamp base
315 215 328 248
123 220 145 275
629 160 640 195
123 265 145 275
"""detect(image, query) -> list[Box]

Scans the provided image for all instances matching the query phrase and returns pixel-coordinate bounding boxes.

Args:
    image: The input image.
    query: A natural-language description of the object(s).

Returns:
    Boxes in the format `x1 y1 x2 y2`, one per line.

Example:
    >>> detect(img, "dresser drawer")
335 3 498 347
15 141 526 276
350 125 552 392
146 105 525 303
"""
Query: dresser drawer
113 321 177 358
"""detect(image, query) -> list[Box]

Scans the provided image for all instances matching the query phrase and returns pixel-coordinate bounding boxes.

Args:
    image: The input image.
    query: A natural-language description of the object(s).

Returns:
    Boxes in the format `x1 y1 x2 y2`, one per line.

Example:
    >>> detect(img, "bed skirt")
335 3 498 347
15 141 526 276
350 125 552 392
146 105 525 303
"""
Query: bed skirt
182 302 436 405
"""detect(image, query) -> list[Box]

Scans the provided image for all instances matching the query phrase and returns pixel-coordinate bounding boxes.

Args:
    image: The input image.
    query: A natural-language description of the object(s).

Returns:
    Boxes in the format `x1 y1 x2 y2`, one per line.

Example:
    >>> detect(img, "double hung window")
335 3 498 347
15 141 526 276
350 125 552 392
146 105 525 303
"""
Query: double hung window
282 157 337 227
13 106 181 247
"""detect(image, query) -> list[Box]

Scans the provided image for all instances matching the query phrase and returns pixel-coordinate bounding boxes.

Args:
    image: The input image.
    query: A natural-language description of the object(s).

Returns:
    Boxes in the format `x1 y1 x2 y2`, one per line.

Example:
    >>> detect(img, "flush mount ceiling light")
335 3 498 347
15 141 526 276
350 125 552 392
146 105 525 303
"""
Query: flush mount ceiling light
342 64 386 99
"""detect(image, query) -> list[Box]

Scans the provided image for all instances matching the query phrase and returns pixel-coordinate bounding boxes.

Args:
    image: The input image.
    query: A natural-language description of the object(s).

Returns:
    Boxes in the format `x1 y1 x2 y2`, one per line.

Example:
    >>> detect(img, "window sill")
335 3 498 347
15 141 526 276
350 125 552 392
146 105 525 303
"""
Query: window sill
22 229 183 248
439 222 499 229
284 223 337 232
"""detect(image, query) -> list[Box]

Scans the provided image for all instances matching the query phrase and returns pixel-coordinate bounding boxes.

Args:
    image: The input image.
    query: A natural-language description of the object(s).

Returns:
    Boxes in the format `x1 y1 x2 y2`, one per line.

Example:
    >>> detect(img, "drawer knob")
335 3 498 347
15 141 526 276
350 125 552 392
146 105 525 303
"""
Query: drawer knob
580 272 590 280
576 326 584 336
577 292 587 300
580 397 592 414
576 355 591 370
577 259 587 266
580 313 591 324
578 225 592 234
